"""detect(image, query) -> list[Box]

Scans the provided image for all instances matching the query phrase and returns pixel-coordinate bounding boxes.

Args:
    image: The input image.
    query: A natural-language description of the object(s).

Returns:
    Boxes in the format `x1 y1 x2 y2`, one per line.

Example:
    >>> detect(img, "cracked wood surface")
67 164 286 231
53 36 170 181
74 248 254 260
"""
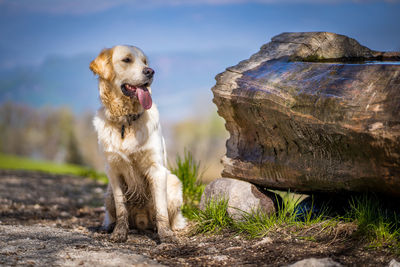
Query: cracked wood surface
212 32 400 196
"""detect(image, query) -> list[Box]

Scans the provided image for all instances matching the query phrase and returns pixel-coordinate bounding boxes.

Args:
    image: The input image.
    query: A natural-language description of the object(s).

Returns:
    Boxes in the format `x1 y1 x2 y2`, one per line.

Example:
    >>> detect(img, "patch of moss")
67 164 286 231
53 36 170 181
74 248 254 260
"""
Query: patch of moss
301 55 326 62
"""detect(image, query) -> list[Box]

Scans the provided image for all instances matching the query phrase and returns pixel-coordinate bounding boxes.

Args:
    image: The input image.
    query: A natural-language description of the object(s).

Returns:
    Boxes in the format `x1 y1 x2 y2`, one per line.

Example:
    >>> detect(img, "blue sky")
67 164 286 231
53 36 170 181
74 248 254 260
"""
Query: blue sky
0 0 399 121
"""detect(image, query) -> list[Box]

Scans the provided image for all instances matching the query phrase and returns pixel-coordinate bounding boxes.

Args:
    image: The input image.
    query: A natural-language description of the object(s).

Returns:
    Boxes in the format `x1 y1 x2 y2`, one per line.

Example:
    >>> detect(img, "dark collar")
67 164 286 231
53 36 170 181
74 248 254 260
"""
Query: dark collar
126 112 143 125
121 112 144 139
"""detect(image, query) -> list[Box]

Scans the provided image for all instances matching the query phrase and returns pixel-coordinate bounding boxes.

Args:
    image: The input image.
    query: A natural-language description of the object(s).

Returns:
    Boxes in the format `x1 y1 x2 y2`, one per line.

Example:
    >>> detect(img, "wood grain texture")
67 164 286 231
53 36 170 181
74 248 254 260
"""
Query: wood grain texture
212 32 400 196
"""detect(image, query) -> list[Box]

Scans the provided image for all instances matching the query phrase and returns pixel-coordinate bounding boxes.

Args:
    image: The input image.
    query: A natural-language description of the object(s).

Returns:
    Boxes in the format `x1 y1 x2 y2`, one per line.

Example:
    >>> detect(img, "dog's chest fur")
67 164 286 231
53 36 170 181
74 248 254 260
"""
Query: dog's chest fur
93 106 164 206
93 106 162 156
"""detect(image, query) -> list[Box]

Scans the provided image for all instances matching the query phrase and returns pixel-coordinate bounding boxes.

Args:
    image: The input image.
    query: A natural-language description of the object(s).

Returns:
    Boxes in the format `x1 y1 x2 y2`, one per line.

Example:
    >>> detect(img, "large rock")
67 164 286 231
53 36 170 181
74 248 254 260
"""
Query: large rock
212 32 400 196
200 178 278 220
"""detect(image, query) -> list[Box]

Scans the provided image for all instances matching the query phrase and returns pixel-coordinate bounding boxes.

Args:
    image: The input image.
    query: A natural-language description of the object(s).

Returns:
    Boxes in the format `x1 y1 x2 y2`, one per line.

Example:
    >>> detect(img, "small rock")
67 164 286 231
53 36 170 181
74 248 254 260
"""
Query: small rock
285 257 343 267
224 246 241 252
389 259 400 267
200 178 279 220
213 255 228 261
197 242 207 247
253 236 272 247
206 246 218 254
94 187 103 194
60 211 70 217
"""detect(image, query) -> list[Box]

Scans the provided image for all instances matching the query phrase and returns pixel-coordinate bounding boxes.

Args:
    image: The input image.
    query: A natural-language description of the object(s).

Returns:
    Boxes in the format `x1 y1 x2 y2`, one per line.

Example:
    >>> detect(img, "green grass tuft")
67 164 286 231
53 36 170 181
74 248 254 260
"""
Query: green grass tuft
234 192 336 239
193 191 337 239
0 153 107 183
170 150 204 219
193 197 233 234
346 194 400 249
233 210 274 238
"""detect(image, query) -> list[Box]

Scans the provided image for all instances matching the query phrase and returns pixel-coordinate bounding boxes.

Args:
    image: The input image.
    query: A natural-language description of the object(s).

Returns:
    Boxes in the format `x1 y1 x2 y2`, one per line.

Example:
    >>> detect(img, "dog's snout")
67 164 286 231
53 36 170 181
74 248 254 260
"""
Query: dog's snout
143 67 154 78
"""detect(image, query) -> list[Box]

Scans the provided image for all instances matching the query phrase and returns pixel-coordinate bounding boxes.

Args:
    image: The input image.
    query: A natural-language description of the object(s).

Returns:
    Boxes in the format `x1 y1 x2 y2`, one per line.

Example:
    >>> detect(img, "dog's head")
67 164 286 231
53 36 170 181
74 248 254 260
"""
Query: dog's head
90 45 154 110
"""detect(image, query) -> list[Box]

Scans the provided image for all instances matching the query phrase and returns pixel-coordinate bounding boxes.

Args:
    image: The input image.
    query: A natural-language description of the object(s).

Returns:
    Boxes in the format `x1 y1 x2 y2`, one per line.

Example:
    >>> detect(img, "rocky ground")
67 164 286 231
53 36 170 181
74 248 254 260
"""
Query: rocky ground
0 169 399 266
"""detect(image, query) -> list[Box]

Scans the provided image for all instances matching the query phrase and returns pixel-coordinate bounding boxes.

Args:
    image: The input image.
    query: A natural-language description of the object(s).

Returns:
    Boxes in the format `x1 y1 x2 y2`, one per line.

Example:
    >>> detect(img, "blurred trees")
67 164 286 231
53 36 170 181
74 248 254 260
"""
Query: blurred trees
0 102 229 180
0 102 104 170
170 110 228 182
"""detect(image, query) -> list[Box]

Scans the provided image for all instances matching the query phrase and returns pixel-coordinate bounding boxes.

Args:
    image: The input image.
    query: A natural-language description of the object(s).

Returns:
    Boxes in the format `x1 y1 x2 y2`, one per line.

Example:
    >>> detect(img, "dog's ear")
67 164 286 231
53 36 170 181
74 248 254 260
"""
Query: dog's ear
89 48 115 81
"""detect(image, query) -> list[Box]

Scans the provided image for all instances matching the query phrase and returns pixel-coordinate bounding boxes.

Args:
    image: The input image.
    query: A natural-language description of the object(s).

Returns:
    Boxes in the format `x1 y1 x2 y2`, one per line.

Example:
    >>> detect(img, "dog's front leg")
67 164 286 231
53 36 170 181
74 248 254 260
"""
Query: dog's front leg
148 164 175 242
108 170 129 242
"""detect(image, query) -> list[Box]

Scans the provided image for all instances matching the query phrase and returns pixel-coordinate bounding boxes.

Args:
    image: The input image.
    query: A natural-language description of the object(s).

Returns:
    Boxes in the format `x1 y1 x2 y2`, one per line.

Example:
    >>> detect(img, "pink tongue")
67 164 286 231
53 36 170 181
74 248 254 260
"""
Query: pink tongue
137 87 152 110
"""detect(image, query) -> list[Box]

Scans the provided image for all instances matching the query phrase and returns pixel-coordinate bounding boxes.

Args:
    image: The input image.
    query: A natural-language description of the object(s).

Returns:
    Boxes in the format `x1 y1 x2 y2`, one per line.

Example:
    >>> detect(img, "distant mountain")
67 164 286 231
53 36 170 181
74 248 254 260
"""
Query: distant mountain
0 48 252 120
0 54 99 112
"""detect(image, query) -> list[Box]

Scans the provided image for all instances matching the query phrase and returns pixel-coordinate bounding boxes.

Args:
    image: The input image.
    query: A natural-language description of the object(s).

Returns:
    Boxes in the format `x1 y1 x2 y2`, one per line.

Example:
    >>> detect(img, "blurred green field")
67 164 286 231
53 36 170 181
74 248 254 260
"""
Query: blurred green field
0 153 108 183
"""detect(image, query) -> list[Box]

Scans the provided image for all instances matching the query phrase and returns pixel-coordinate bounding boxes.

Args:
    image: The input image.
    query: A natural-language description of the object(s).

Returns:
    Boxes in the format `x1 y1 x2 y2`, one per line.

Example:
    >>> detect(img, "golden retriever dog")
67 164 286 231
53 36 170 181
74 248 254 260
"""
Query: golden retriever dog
90 45 186 242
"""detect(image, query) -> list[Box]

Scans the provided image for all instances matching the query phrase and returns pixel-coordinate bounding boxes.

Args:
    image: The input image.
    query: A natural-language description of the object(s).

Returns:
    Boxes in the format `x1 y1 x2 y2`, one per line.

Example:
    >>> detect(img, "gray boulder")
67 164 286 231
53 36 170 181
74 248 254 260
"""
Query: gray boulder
389 259 400 267
285 257 343 267
200 178 278 220
212 32 400 196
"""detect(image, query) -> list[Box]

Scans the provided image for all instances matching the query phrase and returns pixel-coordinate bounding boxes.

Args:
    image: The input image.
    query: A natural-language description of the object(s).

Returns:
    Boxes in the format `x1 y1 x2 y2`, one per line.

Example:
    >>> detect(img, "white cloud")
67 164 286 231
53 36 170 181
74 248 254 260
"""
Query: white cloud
1 0 397 15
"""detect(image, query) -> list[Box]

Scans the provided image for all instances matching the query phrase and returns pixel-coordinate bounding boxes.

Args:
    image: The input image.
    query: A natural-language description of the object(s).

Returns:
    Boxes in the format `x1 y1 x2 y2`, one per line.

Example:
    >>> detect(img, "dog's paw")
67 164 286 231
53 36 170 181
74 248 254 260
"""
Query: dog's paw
171 213 186 231
158 228 178 243
110 224 128 242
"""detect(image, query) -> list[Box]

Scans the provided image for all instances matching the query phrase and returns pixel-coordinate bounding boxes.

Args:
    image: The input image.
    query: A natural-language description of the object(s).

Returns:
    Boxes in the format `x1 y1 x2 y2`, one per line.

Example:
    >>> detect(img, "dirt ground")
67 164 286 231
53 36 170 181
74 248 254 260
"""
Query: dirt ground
0 170 399 266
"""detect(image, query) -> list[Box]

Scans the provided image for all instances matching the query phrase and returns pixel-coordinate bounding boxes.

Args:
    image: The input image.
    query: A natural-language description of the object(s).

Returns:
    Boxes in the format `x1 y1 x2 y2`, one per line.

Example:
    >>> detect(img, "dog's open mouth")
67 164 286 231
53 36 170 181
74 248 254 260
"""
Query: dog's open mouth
121 83 152 110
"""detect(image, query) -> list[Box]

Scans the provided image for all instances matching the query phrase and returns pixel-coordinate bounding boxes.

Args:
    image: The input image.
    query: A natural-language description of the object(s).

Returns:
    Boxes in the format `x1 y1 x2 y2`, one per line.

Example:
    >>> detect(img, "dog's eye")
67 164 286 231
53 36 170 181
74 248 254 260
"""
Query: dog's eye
122 57 132 63
143 58 148 65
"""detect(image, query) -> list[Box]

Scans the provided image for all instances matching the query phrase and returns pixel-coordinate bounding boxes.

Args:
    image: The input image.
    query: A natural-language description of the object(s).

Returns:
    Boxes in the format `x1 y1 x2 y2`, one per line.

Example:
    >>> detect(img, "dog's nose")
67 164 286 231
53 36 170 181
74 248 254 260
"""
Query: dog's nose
143 67 154 78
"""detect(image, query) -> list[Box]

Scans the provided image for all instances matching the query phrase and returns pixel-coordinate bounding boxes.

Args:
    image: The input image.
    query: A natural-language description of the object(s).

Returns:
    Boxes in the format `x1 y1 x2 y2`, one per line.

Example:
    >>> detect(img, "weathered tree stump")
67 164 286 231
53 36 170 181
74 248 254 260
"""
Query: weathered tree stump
212 32 400 196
